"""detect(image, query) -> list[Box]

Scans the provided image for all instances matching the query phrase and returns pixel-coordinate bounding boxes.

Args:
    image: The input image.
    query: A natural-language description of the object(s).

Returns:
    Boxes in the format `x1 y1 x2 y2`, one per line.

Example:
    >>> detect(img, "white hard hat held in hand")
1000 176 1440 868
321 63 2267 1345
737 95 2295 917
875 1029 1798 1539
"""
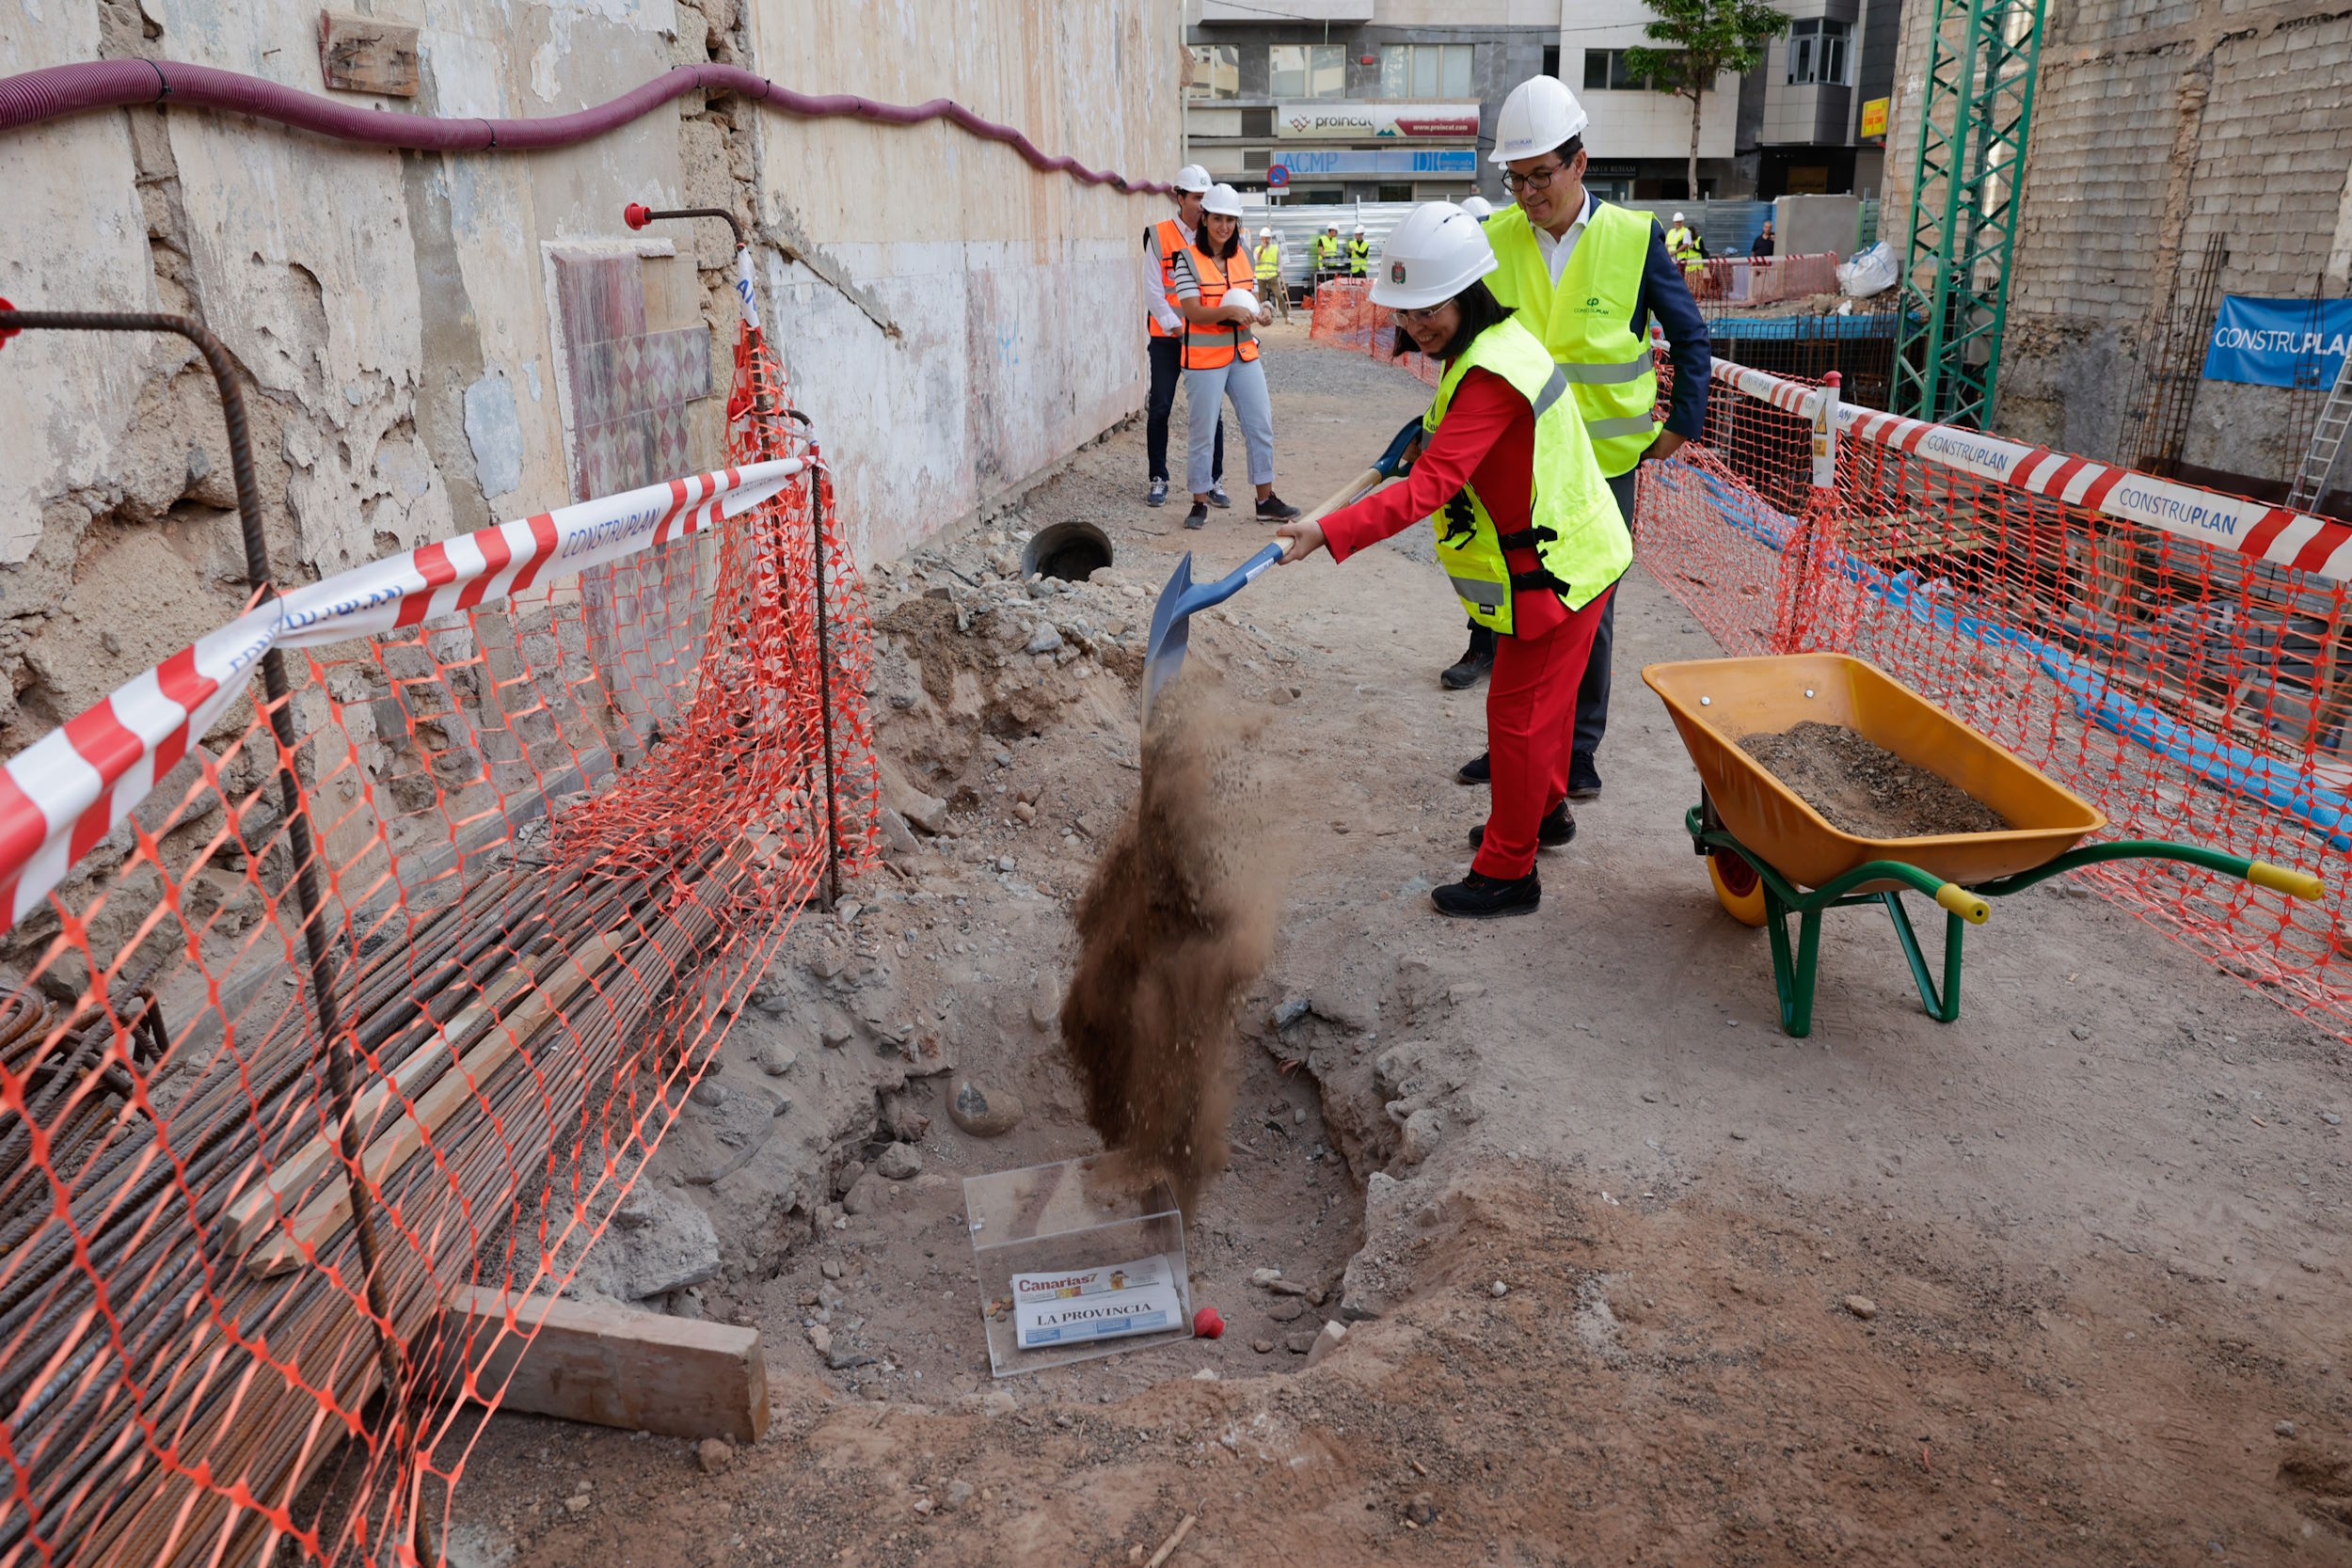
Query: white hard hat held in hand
1173 164 1214 193
1490 75 1590 166
1202 183 1247 217
1368 202 1499 310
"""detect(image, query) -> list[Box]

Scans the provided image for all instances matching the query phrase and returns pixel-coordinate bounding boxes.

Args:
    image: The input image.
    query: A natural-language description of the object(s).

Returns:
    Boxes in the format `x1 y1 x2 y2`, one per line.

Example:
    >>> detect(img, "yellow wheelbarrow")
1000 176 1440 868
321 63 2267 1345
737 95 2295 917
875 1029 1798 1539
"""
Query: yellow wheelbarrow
1643 653 2325 1037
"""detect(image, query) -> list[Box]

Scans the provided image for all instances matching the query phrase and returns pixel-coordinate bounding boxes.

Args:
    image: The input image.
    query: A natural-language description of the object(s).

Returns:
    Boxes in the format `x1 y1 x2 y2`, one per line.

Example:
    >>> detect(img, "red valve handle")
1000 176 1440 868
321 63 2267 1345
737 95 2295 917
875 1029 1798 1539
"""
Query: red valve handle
622 203 652 230
0 298 17 349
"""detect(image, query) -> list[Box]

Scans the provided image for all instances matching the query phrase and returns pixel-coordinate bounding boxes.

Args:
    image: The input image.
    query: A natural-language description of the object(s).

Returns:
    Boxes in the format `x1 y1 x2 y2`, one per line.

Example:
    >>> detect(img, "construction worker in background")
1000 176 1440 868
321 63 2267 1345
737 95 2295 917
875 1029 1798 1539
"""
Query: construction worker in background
1313 224 1342 286
1443 74 1709 804
1169 184 1301 531
1255 226 1290 322
1348 225 1372 276
1666 211 1708 292
1752 218 1776 258
1664 212 1698 261
1460 195 1495 221
1272 203 1628 920
1142 164 1228 511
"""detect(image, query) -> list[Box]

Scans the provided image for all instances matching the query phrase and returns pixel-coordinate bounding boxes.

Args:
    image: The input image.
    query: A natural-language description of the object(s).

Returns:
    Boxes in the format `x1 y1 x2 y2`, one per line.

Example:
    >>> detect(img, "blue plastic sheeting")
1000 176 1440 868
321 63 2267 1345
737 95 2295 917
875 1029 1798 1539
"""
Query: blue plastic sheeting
1655 462 2352 849
1705 312 1899 341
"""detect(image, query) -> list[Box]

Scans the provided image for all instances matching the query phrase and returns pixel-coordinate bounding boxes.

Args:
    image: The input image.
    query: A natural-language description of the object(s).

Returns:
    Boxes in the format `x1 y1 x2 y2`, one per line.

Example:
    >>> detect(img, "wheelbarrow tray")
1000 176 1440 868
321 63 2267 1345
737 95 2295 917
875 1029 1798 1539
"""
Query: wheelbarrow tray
1643 653 2106 890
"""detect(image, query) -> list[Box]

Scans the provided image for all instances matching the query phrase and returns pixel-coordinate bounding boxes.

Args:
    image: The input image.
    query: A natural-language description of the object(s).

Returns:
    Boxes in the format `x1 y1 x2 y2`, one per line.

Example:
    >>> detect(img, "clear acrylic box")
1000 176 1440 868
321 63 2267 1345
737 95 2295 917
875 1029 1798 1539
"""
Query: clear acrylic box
962 1154 1194 1378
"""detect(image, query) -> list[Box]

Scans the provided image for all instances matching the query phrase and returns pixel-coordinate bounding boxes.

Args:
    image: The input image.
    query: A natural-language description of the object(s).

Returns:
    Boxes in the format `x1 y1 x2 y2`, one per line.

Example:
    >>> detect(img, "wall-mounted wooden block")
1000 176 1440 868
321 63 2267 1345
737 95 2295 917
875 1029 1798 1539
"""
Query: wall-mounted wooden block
319 10 421 97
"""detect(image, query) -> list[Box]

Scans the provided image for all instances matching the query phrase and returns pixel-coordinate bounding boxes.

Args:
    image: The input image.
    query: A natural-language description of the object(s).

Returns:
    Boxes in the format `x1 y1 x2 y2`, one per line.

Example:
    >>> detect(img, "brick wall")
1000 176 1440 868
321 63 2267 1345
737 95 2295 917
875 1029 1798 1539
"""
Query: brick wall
1880 0 2352 480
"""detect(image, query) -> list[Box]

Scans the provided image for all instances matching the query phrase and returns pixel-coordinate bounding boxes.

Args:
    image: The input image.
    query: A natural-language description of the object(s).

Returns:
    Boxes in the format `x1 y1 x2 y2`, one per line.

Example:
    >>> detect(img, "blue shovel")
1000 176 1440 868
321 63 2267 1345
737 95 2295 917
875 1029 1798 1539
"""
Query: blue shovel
1138 415 1423 727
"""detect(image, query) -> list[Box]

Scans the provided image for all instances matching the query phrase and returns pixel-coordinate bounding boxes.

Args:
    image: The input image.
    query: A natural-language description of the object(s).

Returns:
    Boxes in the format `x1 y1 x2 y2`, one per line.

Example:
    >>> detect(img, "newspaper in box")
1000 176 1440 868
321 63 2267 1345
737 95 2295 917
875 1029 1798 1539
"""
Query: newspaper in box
1011 1255 1183 1348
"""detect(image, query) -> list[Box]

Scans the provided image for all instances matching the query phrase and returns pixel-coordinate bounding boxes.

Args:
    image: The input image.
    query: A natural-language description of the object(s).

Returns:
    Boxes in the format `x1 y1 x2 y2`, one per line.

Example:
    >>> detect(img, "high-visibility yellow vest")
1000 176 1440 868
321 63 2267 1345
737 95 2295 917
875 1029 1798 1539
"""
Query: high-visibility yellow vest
1314 235 1339 268
1255 243 1280 282
1422 317 1629 634
1664 223 1697 259
1482 203 1661 477
1347 239 1370 275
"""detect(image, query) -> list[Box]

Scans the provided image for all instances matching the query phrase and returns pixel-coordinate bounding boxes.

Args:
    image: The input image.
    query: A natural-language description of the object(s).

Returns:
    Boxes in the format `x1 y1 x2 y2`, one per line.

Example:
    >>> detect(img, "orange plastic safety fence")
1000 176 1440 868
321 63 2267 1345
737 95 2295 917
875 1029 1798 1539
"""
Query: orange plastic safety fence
1305 278 1440 388
0 317 874 1566
1640 359 2352 1036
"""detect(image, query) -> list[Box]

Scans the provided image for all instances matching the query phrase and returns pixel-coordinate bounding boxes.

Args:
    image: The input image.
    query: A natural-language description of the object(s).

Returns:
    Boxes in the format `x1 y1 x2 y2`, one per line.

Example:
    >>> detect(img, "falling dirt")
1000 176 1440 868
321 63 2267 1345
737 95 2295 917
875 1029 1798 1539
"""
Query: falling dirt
1741 720 2009 838
1058 678 1288 1218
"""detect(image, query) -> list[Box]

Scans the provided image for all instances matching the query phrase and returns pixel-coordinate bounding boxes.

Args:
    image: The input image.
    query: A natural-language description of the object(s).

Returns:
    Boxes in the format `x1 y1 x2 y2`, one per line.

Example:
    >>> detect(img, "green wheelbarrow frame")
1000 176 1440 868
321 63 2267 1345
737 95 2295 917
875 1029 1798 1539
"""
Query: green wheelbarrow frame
1685 794 2324 1038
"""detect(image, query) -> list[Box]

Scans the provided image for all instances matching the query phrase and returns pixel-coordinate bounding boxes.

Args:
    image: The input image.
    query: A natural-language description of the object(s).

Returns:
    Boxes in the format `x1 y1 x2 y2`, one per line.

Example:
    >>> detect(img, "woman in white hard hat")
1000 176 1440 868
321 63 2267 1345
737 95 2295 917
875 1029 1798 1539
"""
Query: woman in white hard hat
1169 184 1302 530
1272 204 1629 920
1142 164 1228 511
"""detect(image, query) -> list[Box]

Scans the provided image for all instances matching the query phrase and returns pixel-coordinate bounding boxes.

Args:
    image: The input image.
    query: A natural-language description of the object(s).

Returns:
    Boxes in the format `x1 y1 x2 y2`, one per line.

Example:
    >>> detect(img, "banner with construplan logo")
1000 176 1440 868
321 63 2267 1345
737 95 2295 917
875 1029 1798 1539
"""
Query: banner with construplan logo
2201 295 2352 388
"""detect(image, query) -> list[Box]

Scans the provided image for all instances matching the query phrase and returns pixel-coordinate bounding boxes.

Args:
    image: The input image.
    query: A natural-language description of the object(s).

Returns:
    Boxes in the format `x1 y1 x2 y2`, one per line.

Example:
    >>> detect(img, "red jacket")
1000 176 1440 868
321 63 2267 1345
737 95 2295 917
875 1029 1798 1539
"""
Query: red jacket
1318 367 1566 639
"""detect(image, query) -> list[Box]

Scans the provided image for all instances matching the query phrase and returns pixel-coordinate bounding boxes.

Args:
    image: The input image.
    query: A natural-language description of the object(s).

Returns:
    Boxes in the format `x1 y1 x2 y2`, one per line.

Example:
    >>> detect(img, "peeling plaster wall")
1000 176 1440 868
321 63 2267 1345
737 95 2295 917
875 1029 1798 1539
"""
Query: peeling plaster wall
742 0 1180 564
0 0 1182 760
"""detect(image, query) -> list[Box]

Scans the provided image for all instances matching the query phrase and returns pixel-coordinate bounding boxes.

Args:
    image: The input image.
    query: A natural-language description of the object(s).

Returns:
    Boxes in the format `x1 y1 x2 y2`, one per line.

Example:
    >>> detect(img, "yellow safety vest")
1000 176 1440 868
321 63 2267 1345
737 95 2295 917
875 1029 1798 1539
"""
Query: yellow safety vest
1347 239 1371 275
1255 243 1280 281
1422 317 1629 634
1483 203 1662 477
1314 235 1339 267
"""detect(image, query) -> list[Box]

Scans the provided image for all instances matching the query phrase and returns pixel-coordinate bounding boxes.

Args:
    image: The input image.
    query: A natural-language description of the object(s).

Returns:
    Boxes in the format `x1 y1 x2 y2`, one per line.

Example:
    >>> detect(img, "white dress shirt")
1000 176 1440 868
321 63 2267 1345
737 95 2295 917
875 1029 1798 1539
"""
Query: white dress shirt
1531 190 1598 286
1143 215 1199 335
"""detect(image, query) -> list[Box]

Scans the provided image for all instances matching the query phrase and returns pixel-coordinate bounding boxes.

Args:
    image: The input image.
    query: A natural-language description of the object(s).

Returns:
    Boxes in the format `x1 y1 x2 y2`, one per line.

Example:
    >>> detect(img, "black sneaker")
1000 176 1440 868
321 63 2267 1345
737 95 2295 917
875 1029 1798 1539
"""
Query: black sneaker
1454 752 1491 785
1467 805 1575 851
1440 630 1495 690
1185 502 1209 531
1255 493 1301 521
1147 478 1168 508
1431 870 1541 920
1207 483 1233 510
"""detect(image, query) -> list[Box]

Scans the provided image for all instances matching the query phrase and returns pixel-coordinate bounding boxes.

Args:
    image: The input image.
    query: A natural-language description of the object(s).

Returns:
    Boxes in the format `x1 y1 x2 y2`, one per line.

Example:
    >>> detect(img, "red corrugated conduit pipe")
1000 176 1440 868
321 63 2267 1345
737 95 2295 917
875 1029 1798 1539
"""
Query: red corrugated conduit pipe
0 58 1171 191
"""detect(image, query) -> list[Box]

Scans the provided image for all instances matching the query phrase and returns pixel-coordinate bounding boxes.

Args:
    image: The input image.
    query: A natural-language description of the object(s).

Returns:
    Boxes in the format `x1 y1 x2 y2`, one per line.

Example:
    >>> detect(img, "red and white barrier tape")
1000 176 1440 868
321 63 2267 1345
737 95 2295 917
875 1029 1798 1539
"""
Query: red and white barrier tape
1708 359 2352 581
0 460 800 928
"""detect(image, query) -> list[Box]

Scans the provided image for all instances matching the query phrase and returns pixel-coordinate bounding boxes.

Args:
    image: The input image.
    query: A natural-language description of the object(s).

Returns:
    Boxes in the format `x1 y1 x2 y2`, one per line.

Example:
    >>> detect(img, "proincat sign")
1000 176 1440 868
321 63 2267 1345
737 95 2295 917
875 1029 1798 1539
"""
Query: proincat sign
1275 102 1480 140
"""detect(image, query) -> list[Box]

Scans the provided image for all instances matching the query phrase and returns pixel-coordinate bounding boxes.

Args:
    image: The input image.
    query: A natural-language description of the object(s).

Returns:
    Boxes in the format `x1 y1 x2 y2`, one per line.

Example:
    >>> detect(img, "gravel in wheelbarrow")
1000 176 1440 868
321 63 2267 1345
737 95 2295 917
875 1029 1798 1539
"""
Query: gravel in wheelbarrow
1740 721 2010 840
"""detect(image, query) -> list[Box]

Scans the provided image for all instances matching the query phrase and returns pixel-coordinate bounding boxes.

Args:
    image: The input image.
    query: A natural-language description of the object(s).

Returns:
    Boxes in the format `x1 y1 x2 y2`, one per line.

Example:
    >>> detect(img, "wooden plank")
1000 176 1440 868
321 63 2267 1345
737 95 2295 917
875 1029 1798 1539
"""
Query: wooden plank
445 1285 769 1443
317 10 421 96
246 930 628 1276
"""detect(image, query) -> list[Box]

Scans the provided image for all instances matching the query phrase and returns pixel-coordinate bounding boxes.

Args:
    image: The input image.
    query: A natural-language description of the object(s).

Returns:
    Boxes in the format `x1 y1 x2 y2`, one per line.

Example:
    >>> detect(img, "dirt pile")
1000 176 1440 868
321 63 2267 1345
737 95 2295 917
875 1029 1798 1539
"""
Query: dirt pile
1741 720 2008 837
1058 679 1287 1216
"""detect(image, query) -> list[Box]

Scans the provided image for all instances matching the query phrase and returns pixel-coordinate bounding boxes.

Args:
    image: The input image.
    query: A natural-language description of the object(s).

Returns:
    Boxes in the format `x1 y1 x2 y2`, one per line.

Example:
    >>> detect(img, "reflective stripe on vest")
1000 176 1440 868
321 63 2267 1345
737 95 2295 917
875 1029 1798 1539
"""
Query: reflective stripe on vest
1183 245 1262 371
1149 217 1188 340
1419 317 1630 634
1482 203 1662 476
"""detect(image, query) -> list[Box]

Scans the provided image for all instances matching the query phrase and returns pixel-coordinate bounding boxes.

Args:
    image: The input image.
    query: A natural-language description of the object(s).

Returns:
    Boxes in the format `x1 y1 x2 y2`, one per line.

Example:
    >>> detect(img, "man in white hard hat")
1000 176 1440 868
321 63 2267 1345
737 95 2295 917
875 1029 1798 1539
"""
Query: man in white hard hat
1253 226 1290 322
1142 164 1228 511
1459 195 1495 222
1314 223 1343 285
1446 74 1710 805
1347 225 1372 277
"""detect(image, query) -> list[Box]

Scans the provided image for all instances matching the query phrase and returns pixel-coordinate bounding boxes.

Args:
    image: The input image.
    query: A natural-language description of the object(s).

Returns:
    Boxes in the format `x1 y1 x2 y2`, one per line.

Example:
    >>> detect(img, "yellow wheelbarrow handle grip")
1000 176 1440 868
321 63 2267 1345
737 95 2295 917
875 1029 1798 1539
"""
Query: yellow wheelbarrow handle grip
2248 861 2325 900
1934 882 1991 925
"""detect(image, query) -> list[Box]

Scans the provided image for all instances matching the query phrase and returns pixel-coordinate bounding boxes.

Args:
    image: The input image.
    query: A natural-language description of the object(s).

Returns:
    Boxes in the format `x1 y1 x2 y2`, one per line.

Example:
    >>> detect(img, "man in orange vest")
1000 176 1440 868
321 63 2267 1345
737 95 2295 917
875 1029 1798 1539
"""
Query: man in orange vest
1143 164 1228 510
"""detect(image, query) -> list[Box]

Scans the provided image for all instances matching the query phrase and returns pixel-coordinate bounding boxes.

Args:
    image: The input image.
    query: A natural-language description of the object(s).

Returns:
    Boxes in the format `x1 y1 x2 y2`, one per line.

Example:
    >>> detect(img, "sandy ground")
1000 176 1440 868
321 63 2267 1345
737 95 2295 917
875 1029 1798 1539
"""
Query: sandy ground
440 323 2352 1568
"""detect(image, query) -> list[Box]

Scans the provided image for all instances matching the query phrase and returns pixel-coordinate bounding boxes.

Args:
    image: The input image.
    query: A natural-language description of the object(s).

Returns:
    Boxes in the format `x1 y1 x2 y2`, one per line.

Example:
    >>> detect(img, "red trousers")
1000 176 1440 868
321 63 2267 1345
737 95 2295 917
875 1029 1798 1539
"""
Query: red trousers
1470 586 1614 880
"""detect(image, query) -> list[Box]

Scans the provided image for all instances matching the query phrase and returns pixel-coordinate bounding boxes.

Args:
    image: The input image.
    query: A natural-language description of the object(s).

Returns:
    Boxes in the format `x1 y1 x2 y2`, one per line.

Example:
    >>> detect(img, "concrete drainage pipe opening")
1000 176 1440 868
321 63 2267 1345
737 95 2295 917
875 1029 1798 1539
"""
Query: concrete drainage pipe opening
1023 520 1114 583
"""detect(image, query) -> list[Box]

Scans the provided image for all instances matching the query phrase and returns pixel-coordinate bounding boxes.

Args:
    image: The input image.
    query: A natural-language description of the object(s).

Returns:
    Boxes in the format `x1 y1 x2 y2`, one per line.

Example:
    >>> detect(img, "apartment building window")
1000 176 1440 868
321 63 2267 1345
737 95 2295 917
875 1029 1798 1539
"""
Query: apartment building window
1380 42 1473 99
1270 42 1348 100
1581 49 1654 90
1786 20 1851 86
1189 43 1239 100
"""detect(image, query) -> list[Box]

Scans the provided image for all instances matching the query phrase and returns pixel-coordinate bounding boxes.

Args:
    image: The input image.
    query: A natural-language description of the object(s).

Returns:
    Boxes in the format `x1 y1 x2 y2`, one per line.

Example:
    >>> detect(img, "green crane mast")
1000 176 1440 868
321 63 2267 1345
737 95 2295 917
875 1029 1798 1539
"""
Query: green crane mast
1893 0 2047 429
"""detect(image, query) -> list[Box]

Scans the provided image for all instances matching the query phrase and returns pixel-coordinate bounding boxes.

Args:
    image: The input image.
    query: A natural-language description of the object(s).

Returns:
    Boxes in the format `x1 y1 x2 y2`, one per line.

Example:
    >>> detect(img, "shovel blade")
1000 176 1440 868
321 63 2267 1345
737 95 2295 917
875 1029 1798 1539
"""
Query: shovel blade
1141 551 1198 730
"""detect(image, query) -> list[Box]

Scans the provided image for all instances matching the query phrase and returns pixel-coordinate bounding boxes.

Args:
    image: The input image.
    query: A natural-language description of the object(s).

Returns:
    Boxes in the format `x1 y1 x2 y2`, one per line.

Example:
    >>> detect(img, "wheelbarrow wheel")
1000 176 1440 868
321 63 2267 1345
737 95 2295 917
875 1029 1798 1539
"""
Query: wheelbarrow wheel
1708 848 1769 927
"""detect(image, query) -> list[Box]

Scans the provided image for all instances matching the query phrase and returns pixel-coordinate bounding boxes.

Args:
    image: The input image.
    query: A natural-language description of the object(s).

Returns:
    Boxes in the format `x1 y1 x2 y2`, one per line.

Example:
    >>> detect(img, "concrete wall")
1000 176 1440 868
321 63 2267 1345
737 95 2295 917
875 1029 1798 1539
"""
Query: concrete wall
0 0 1179 762
1880 0 2352 474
